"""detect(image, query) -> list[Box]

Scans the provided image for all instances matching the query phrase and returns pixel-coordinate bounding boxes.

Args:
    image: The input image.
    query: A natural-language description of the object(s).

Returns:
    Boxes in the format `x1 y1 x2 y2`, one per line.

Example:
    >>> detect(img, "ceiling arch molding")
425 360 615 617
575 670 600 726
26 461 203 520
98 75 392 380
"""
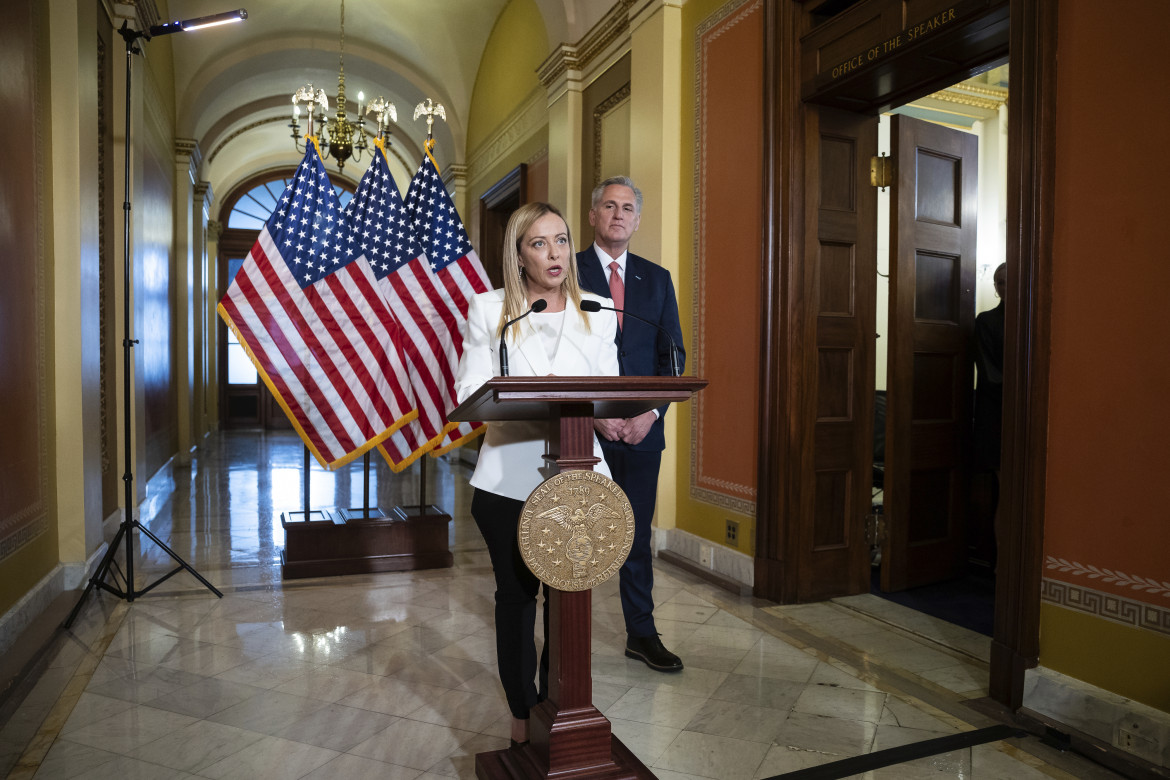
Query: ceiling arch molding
200 94 427 174
176 34 465 155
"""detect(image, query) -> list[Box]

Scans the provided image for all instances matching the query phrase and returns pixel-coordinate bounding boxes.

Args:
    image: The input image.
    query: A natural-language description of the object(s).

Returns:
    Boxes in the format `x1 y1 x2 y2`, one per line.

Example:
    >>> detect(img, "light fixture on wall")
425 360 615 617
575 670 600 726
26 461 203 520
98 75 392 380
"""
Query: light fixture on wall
288 0 369 170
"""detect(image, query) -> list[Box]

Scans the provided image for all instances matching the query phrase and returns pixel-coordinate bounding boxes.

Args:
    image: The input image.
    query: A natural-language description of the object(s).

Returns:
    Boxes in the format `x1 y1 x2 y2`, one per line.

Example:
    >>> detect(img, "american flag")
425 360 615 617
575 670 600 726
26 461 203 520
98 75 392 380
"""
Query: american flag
217 142 416 469
405 147 492 453
344 144 460 469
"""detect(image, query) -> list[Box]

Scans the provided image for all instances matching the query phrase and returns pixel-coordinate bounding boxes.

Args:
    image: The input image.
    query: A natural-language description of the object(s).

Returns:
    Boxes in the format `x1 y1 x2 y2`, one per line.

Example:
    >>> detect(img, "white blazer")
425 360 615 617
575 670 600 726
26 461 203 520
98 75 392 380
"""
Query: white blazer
455 289 620 501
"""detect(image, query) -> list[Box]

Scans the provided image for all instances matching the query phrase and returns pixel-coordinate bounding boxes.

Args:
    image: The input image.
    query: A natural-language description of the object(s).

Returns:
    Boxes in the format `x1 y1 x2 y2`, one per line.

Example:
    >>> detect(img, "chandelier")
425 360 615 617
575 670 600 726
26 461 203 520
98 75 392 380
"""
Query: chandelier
288 0 397 169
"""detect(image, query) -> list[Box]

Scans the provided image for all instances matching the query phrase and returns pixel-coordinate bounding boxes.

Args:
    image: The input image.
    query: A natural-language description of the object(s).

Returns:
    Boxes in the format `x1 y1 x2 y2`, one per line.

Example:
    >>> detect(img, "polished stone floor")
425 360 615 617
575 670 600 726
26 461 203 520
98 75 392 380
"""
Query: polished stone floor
0 431 1124 779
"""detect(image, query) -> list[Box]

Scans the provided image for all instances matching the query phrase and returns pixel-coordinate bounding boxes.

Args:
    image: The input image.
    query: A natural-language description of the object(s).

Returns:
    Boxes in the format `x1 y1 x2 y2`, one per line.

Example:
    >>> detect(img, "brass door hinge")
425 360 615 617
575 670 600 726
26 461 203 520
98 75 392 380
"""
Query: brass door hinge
870 154 892 190
864 509 887 545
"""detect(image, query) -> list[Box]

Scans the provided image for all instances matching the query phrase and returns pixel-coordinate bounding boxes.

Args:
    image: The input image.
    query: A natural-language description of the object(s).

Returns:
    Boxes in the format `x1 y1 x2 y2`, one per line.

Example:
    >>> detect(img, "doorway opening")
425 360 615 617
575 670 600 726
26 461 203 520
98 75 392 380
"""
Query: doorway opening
867 65 1009 641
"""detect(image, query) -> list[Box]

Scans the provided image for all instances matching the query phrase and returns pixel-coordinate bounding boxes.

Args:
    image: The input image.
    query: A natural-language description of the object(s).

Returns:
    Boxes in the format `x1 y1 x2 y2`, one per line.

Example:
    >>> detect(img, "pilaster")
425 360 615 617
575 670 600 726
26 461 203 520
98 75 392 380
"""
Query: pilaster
173 139 199 463
628 0 684 531
541 48 585 238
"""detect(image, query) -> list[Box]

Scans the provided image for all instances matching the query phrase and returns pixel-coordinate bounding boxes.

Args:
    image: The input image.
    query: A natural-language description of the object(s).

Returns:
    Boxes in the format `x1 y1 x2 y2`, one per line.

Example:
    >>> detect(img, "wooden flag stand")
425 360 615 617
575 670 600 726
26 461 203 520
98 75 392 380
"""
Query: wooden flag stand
280 447 452 579
450 376 706 780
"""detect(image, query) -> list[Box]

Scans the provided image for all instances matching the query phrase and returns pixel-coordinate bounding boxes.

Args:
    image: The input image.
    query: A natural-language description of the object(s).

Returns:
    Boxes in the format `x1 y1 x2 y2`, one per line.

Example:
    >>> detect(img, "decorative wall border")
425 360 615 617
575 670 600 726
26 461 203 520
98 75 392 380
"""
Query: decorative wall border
98 31 111 480
689 0 762 515
592 84 631 188
1045 555 1170 597
1042 576 1170 637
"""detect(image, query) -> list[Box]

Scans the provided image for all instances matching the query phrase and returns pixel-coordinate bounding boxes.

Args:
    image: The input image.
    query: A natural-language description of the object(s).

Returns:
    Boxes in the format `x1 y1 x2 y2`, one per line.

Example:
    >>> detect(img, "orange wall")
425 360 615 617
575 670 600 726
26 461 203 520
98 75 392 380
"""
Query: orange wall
674 0 764 549
1045 0 1170 603
690 0 763 504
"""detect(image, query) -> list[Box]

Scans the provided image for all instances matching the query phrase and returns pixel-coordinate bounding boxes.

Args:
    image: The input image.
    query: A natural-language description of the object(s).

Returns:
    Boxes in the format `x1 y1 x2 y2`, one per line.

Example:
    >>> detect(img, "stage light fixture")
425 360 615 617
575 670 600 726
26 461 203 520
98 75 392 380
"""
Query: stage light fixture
149 9 247 38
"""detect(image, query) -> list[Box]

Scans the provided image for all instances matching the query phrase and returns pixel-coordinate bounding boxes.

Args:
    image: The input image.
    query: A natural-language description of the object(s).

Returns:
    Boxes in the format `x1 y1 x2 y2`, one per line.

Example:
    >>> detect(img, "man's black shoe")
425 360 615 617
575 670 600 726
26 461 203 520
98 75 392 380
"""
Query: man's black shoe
625 634 683 672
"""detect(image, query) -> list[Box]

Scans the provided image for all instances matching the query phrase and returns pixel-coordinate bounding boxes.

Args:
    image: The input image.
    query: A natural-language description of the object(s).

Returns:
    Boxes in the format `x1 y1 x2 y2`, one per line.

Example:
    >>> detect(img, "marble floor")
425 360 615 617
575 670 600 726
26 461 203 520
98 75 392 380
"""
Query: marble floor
0 431 1125 779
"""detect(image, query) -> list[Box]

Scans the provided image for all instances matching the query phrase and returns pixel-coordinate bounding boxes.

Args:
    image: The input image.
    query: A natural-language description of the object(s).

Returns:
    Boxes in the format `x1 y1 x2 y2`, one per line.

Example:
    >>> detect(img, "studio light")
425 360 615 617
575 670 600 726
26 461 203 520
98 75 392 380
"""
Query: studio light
149 8 247 38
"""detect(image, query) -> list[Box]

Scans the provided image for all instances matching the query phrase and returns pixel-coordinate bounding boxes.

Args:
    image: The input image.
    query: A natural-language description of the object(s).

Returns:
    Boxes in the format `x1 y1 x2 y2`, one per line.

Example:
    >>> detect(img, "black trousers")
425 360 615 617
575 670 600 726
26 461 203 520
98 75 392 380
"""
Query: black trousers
471 489 549 719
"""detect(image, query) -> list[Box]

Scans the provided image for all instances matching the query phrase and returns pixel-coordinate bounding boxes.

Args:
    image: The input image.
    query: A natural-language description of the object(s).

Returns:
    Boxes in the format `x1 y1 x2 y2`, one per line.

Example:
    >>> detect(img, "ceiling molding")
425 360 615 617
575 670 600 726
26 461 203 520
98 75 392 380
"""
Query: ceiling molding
538 0 634 89
466 88 548 189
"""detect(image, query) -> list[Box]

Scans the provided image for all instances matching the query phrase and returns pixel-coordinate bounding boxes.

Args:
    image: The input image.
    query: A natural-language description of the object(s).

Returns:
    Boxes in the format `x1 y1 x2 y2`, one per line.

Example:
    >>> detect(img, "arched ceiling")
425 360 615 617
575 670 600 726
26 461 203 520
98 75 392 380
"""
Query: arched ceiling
152 0 618 210
154 0 523 209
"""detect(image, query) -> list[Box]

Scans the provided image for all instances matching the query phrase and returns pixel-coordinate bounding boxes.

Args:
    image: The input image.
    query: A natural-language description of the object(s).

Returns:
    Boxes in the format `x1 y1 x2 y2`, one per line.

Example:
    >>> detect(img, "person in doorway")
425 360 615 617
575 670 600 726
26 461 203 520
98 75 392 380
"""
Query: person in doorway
577 176 687 672
971 262 1006 566
454 202 618 746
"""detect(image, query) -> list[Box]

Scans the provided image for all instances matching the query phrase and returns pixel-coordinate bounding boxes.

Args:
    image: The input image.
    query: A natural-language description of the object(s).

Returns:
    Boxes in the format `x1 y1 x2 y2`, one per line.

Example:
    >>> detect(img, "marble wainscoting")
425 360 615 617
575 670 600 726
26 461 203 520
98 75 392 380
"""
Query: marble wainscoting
655 527 754 592
1024 665 1170 768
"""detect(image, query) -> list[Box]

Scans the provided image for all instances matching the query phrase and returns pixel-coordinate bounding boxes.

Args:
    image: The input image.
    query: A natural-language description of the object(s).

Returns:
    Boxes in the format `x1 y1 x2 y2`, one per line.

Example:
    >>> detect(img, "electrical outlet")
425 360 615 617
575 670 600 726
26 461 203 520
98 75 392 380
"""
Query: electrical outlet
1114 718 1161 763
725 519 739 546
699 544 712 568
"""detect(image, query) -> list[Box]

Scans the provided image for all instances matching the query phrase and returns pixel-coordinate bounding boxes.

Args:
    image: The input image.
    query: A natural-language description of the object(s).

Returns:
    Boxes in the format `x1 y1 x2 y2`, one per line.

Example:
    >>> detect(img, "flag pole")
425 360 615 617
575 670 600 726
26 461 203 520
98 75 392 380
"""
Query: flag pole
410 99 445 520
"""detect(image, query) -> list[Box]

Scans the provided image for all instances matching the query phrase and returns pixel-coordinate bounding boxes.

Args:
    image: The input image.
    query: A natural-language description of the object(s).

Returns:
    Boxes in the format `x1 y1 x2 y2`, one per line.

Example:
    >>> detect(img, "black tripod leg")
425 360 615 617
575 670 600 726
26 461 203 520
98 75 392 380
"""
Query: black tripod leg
63 518 132 629
135 523 223 598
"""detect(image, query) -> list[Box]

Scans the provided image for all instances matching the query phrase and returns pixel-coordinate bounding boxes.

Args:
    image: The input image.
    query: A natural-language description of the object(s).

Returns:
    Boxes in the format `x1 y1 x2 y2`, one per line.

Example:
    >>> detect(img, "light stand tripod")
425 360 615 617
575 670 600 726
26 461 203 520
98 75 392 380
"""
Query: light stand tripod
65 10 247 629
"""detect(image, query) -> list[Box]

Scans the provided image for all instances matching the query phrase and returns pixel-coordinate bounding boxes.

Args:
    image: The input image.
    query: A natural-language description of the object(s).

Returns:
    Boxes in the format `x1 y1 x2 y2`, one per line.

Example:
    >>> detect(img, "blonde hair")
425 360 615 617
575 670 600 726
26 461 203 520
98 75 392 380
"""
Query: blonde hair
497 202 590 338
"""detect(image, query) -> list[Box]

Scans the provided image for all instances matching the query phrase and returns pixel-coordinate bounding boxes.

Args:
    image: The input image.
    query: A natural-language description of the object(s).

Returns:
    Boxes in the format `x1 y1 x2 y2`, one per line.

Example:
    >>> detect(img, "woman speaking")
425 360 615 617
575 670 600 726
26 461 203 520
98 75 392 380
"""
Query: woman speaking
454 202 618 746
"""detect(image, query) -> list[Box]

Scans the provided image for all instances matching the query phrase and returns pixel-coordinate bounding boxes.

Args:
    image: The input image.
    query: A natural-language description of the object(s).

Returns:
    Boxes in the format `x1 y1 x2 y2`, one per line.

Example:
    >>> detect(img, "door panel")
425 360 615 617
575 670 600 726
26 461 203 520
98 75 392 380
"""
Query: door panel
883 115 977 591
798 107 877 601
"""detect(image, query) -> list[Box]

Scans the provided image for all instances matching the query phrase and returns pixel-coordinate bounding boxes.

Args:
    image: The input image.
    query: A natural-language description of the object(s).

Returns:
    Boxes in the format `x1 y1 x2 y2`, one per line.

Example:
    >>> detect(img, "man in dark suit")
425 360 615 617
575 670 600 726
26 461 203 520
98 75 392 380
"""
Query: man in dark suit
577 176 686 672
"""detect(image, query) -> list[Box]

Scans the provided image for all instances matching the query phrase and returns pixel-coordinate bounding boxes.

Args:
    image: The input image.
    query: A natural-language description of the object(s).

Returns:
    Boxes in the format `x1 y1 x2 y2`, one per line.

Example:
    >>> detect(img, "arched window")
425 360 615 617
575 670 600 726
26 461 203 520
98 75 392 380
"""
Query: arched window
227 176 354 230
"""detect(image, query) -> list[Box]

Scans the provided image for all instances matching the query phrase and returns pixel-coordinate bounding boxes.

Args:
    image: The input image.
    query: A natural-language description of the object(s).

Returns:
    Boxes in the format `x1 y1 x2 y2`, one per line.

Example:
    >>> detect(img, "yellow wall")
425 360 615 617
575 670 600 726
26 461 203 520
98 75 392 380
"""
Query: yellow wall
671 0 761 555
466 0 548 152
1041 604 1170 711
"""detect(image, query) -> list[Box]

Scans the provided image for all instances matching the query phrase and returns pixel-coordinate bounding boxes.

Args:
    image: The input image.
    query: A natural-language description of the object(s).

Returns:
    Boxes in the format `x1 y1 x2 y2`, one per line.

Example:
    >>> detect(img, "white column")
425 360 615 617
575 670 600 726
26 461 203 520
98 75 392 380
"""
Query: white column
206 219 224 429
194 180 213 440
174 140 199 463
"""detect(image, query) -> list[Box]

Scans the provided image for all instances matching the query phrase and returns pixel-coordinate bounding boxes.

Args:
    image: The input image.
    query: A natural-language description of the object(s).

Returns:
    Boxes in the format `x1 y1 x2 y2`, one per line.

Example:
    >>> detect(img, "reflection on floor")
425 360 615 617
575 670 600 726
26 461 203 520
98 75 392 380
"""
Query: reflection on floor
0 432 1124 779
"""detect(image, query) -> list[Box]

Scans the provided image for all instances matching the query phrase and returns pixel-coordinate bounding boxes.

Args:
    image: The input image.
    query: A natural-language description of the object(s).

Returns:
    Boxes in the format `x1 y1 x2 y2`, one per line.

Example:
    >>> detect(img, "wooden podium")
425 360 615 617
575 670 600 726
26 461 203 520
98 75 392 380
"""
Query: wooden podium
449 376 707 780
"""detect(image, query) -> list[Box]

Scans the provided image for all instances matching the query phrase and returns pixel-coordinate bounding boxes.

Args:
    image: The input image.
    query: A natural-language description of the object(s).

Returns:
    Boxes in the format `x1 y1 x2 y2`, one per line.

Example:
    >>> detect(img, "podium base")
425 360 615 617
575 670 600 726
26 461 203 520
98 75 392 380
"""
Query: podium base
475 734 655 780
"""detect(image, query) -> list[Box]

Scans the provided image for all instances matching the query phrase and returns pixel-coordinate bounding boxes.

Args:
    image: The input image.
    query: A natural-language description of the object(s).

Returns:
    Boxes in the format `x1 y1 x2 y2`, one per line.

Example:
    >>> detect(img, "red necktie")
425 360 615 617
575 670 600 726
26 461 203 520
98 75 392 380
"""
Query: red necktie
608 261 624 329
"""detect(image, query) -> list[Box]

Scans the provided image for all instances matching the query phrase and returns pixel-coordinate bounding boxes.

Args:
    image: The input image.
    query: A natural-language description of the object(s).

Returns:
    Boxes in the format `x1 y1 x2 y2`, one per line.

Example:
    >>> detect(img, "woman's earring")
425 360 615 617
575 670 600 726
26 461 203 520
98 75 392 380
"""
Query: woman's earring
518 266 525 281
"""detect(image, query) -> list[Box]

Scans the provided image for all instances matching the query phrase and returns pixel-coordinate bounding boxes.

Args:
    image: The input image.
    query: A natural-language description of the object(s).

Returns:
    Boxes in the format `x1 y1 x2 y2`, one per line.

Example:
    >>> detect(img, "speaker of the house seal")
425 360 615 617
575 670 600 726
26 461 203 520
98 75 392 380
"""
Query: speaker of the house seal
518 470 635 591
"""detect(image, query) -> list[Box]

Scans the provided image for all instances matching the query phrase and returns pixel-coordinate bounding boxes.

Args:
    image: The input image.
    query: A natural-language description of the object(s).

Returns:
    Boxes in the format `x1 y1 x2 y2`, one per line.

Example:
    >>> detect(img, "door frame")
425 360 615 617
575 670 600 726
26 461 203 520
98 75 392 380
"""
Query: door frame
755 0 1057 710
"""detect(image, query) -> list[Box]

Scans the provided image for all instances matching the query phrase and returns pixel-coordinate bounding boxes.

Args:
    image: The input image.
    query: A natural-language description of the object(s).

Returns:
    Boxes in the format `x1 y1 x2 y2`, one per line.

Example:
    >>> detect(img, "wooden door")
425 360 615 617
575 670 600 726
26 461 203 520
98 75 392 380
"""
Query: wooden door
798 107 877 601
218 237 290 431
882 114 977 591
478 164 527 290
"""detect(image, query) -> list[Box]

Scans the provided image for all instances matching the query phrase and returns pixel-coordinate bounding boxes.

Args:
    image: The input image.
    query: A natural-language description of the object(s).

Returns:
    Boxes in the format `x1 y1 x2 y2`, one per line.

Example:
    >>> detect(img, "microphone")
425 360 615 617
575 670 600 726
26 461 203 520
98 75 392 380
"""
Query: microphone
499 298 547 376
580 299 681 377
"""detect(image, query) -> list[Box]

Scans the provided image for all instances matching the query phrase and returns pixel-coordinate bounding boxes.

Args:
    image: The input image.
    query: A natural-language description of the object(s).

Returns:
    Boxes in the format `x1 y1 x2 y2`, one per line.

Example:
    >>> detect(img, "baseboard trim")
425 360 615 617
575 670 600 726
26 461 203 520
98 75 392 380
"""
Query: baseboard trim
658 550 752 596
1017 705 1170 780
0 567 65 660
